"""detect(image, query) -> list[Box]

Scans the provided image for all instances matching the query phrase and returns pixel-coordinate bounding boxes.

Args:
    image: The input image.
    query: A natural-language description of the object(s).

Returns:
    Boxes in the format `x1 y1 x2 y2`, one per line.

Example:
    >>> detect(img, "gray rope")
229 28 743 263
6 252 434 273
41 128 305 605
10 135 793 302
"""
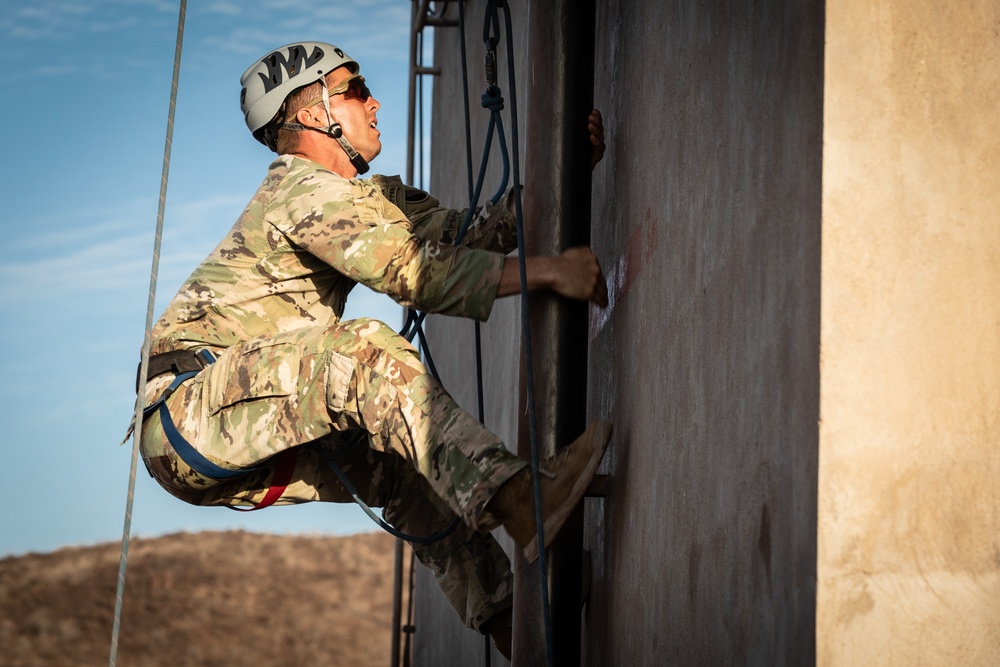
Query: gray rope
109 1 186 664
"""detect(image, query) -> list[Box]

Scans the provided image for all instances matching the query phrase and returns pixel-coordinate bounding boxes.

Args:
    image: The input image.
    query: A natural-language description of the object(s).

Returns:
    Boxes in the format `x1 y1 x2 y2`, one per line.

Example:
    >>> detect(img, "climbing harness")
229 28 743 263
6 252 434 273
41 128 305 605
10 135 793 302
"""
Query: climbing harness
137 349 296 509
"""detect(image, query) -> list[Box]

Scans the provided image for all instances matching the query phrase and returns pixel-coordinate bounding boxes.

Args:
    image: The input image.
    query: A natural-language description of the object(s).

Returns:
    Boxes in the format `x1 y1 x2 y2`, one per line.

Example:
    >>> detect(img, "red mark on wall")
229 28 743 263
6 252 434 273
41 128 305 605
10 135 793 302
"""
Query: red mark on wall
590 208 659 342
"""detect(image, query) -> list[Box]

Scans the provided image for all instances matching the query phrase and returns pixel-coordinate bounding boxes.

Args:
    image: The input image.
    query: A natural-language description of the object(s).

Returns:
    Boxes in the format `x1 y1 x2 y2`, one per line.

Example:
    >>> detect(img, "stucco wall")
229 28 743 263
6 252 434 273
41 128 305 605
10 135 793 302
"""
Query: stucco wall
818 1 1000 664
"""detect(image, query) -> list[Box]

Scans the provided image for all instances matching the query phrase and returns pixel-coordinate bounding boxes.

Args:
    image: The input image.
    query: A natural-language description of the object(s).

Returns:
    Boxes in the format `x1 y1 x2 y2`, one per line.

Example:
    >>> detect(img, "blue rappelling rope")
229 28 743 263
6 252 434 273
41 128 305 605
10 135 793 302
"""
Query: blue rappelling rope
318 447 460 545
395 2 555 662
403 1 556 663
489 2 556 664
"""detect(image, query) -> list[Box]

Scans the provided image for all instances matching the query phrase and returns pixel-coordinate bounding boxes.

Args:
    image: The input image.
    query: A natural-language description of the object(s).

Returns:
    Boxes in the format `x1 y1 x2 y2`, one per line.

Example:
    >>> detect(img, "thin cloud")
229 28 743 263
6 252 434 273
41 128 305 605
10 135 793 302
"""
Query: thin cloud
202 1 243 16
0 193 247 308
0 1 175 82
30 64 80 77
0 235 151 303
91 17 143 32
1 0 169 41
2 2 410 82
190 3 410 63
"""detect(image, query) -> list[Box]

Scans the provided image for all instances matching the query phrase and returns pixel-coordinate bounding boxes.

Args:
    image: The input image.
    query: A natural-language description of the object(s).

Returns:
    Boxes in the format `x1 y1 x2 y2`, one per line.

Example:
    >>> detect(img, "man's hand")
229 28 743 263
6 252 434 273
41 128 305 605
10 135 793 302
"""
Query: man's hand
503 109 607 216
589 109 606 170
552 246 608 307
498 247 608 308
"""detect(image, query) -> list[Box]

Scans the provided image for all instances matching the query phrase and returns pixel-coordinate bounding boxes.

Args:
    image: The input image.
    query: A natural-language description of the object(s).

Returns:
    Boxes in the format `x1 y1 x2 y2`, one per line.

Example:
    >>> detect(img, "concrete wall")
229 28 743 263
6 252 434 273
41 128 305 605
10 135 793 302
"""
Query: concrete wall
414 1 823 665
818 1 1000 665
410 0 1000 664
585 2 822 664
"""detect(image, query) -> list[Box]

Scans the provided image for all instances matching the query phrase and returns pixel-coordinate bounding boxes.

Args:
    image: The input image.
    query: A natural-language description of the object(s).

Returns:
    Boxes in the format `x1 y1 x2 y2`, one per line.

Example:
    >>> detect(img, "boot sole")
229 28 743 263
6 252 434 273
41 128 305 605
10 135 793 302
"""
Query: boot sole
524 420 613 563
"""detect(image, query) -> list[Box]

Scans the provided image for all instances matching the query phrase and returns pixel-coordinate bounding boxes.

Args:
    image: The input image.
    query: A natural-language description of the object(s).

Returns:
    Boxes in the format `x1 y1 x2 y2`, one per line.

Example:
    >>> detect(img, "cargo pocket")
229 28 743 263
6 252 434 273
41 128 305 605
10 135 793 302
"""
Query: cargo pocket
205 338 298 416
326 350 356 412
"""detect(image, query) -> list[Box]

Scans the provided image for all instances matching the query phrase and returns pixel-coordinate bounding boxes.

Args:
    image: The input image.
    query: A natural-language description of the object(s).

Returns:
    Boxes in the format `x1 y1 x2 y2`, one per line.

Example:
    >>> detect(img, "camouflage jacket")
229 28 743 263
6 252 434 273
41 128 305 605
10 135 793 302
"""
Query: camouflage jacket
149 155 517 355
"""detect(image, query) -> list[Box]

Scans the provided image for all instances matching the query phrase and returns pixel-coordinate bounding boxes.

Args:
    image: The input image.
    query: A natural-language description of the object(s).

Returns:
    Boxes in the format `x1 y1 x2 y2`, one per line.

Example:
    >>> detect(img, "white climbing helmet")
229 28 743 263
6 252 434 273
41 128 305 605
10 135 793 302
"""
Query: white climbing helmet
240 41 358 146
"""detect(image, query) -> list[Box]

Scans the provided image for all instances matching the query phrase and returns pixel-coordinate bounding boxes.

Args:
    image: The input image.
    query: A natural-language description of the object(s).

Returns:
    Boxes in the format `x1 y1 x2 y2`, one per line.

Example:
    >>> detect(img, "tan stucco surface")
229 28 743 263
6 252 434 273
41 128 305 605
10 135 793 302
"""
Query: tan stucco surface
819 1 1000 664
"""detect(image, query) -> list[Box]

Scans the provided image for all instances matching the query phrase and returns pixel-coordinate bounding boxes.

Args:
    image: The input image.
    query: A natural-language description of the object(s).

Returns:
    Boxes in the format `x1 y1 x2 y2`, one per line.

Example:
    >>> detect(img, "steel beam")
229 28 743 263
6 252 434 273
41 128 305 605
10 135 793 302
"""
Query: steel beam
512 0 596 665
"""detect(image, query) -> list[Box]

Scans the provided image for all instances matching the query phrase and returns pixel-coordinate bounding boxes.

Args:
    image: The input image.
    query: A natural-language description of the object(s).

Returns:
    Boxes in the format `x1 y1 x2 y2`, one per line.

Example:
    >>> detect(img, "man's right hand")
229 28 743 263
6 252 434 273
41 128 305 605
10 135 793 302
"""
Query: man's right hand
552 246 608 307
498 248 608 308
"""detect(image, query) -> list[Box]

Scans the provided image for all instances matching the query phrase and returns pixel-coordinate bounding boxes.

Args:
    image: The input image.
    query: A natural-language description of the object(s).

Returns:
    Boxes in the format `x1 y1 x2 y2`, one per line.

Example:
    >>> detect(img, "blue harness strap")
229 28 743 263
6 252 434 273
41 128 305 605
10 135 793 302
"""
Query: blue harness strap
142 350 247 481
142 349 297 512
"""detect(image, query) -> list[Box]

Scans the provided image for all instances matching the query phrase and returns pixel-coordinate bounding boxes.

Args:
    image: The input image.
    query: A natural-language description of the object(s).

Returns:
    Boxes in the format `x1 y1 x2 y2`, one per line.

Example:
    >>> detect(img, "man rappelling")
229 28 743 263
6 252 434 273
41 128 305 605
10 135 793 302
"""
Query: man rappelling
134 41 611 659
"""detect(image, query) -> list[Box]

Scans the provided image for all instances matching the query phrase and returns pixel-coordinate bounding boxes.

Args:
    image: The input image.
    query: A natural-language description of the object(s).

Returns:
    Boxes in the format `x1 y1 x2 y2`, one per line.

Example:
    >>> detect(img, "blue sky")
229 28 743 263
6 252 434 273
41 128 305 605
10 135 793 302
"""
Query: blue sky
0 1 423 557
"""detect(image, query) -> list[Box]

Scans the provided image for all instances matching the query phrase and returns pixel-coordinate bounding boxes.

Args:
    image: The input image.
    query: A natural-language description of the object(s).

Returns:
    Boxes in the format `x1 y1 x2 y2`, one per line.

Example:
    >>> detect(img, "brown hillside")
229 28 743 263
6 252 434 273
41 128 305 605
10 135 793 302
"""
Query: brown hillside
0 531 399 667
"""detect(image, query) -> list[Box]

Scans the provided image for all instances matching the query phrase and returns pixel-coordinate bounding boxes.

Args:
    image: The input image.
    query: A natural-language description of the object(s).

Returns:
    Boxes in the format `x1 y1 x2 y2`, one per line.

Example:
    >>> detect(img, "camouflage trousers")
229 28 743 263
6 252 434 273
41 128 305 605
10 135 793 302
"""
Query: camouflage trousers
140 318 524 630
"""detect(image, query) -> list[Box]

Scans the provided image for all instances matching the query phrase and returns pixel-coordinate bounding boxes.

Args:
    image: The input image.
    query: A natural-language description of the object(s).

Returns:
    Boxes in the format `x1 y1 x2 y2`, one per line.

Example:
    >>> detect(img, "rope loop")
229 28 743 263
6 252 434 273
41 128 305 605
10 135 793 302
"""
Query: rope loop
483 2 501 52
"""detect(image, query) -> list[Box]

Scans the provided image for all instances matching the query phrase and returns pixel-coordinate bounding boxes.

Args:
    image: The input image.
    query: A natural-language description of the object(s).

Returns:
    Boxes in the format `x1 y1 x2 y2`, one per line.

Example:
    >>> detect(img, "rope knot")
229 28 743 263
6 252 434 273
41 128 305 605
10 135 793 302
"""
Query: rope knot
481 86 504 112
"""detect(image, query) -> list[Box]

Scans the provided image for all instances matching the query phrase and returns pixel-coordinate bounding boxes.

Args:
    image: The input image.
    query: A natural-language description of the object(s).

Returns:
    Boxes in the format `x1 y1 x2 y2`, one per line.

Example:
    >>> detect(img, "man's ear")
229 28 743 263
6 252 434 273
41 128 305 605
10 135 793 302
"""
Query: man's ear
296 107 320 128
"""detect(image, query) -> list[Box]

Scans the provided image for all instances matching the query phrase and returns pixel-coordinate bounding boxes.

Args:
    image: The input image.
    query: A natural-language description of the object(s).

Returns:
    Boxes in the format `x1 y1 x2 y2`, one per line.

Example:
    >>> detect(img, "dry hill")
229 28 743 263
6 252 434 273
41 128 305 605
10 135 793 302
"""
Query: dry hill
0 531 398 667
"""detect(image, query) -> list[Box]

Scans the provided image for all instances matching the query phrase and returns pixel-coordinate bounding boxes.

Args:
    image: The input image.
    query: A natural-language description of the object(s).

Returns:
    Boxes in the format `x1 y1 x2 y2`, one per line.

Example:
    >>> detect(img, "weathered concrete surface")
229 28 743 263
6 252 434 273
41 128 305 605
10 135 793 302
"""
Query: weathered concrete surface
412 1 1000 665
818 1 1000 665
584 1 823 664
416 1 823 665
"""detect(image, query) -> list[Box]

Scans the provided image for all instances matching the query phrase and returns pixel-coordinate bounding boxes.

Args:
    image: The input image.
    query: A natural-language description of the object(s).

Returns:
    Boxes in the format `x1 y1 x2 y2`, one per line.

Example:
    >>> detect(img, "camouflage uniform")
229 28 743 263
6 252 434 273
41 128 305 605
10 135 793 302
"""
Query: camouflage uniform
138 155 523 630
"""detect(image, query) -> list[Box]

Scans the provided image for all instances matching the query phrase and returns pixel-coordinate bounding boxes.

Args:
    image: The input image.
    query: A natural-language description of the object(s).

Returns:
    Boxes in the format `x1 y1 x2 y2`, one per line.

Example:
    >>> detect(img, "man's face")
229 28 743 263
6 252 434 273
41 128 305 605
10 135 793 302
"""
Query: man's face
326 65 382 162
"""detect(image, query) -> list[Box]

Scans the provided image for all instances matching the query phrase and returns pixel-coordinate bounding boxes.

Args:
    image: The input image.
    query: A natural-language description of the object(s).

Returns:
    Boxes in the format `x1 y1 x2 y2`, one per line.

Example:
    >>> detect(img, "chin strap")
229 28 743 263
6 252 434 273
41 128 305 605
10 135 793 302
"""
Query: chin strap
282 77 370 175
326 122 371 175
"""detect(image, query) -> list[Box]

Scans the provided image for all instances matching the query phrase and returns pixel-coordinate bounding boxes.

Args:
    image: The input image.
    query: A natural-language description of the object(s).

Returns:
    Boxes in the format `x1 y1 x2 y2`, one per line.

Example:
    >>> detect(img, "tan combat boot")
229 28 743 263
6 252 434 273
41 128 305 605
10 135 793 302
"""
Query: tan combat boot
487 419 613 563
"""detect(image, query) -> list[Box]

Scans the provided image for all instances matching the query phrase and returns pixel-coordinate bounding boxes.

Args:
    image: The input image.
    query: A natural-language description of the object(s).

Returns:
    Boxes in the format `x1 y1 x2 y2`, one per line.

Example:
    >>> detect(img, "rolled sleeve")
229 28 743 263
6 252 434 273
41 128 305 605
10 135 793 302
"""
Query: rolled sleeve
271 160 504 321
